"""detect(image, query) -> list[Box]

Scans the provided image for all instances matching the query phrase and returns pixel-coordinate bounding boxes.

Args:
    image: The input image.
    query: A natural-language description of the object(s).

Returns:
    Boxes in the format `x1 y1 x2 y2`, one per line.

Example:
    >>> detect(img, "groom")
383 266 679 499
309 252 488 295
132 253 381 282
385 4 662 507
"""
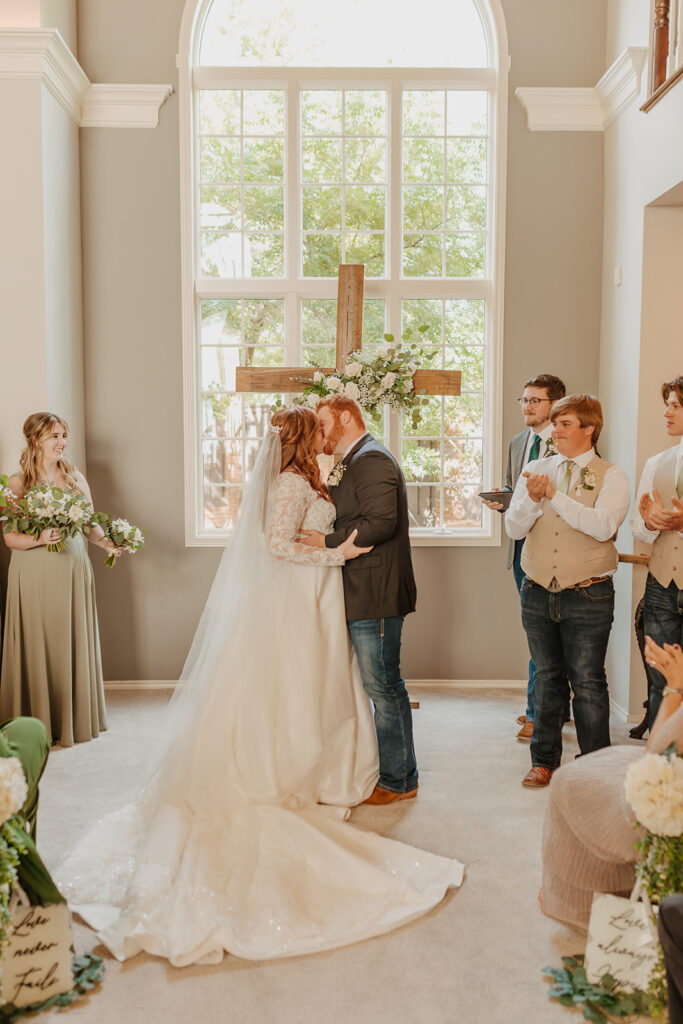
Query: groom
299 395 418 804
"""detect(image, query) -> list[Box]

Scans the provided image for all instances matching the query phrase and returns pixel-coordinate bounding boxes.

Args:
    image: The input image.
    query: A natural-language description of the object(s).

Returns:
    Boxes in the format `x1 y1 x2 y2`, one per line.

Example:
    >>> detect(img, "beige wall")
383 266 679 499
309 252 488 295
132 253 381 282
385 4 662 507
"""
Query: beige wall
600 0 683 717
75 0 607 681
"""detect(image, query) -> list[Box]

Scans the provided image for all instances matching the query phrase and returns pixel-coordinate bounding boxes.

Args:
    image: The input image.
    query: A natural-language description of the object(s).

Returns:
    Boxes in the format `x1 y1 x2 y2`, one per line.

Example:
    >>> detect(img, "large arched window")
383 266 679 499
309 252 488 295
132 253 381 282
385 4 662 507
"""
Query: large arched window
179 0 509 544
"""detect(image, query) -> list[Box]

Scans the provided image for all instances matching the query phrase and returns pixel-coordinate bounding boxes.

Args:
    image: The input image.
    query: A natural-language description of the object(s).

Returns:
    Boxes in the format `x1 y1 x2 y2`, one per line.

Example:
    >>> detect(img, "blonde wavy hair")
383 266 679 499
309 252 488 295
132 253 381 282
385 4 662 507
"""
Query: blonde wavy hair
19 412 79 491
270 406 332 503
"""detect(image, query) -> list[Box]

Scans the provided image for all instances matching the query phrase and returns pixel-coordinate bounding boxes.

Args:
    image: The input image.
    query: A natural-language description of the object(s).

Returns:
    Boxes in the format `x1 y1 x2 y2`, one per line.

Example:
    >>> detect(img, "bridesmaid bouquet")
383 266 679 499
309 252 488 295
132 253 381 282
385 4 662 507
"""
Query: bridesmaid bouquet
0 483 106 552
0 757 28 952
102 517 145 567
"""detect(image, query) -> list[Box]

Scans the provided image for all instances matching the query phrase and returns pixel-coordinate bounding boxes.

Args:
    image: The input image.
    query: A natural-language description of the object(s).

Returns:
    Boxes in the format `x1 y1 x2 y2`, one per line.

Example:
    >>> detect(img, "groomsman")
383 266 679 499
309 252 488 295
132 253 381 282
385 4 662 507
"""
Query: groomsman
631 376 683 726
505 395 630 788
483 373 566 740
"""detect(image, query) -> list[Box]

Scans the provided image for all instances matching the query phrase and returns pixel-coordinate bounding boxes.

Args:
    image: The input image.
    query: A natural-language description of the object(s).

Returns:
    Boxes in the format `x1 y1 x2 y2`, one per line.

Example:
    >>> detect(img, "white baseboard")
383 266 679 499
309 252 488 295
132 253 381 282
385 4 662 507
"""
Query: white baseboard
105 678 527 692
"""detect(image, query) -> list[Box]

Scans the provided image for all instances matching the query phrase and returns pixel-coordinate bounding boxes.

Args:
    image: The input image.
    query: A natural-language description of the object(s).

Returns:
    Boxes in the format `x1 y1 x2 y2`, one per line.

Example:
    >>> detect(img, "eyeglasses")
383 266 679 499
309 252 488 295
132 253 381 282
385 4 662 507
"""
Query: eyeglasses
517 397 550 407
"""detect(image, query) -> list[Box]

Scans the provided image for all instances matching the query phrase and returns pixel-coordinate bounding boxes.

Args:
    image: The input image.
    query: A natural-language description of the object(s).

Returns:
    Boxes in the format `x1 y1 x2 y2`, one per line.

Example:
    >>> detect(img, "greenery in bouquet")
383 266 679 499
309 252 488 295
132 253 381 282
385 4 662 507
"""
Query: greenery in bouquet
290 326 432 430
0 757 29 955
0 483 106 553
103 518 145 568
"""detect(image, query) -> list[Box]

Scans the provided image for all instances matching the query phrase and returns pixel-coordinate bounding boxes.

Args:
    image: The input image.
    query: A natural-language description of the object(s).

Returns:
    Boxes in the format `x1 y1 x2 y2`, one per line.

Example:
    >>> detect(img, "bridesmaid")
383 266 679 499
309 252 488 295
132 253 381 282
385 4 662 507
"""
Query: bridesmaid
0 412 116 746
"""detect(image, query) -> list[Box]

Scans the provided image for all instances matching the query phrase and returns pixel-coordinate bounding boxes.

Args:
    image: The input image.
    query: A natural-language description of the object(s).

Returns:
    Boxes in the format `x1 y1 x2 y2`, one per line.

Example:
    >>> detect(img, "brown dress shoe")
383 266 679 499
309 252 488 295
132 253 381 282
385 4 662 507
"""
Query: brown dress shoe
516 714 527 724
516 720 534 742
363 785 418 805
522 766 554 788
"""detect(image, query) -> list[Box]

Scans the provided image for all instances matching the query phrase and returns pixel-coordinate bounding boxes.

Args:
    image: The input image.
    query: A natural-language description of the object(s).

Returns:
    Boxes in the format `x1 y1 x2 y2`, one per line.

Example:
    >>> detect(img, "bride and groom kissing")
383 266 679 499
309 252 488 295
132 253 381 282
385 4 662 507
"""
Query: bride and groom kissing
56 395 463 966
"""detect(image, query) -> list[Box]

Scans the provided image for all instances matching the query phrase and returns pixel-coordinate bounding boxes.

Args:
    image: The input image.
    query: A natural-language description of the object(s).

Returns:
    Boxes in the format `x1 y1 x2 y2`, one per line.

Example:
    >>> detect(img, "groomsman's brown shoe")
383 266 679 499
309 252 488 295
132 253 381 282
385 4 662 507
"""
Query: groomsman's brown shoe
516 714 527 724
522 766 554 789
363 785 418 805
516 720 534 741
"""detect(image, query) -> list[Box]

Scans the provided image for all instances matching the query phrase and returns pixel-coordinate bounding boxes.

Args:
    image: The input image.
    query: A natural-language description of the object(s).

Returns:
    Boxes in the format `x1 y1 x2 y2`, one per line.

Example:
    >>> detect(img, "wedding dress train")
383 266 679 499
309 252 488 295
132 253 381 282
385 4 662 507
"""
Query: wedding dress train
55 438 463 966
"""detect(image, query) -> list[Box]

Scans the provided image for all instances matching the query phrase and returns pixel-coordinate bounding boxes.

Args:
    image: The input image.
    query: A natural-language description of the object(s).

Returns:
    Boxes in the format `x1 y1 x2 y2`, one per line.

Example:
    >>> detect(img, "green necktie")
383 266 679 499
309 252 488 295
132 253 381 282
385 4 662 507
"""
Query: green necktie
677 461 683 499
528 434 541 463
557 459 576 495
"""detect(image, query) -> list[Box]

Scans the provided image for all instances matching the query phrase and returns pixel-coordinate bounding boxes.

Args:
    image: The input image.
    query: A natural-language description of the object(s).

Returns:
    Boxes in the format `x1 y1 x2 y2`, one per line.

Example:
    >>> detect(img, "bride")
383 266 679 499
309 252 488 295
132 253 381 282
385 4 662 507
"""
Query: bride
56 407 464 966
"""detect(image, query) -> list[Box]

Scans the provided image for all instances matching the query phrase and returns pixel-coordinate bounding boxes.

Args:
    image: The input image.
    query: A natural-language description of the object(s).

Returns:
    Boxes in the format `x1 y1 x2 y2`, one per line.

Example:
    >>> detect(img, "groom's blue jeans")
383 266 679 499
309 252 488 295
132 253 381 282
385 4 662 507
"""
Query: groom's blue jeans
348 616 418 794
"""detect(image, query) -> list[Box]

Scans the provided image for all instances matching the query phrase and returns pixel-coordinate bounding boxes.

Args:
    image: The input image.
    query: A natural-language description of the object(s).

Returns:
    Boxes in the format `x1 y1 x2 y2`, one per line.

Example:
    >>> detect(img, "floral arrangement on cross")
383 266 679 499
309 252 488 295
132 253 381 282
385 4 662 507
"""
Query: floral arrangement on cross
293 325 432 431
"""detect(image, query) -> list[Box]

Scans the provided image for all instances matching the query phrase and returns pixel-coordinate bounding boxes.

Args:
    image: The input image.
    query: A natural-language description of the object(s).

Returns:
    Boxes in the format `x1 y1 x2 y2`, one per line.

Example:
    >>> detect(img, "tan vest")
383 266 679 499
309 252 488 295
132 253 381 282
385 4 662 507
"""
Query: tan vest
649 446 683 588
521 455 618 589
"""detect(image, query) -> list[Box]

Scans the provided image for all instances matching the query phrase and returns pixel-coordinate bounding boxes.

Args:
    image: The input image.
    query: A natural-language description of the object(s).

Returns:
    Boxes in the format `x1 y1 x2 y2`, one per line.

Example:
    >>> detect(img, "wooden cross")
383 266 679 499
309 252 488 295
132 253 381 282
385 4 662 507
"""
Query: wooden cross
235 265 462 399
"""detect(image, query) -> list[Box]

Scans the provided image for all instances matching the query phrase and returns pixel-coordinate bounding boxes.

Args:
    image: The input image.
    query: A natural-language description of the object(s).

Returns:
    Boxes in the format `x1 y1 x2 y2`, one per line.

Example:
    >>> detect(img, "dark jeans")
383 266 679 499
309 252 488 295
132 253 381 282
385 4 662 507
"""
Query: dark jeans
643 574 683 727
348 616 418 794
521 577 613 770
512 541 570 722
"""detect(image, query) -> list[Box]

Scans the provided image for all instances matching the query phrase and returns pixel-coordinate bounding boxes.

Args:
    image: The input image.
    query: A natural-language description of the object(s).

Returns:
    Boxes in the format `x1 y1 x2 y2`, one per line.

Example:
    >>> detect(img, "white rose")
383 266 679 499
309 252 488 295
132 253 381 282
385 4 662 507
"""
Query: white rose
0 757 28 825
380 372 397 391
402 378 414 393
306 394 320 409
625 753 683 836
326 376 342 392
345 361 362 378
376 344 389 359
313 371 323 383
344 381 360 401
68 505 84 522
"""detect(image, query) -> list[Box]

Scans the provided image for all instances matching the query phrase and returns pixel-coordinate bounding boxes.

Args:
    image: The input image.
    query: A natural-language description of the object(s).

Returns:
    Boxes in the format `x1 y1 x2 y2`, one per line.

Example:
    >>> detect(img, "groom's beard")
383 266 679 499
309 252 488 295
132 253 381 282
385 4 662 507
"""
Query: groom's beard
322 419 345 457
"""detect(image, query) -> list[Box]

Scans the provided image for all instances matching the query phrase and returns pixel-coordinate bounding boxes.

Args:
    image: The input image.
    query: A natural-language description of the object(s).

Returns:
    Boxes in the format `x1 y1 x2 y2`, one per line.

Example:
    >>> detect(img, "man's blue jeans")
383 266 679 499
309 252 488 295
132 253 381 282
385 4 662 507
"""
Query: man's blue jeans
521 577 613 770
513 541 570 722
347 616 418 794
644 574 683 728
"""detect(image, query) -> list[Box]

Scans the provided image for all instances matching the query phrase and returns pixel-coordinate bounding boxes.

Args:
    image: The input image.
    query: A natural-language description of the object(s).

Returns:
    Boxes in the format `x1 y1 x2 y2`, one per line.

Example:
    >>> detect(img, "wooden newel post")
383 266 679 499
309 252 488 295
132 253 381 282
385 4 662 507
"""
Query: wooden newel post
652 0 671 91
336 264 364 364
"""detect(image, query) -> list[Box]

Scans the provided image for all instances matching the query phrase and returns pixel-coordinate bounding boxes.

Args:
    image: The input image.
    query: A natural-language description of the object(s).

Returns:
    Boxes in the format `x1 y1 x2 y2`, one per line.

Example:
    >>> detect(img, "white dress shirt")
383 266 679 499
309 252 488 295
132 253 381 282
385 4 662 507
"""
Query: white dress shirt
630 437 683 543
521 422 555 465
505 448 631 555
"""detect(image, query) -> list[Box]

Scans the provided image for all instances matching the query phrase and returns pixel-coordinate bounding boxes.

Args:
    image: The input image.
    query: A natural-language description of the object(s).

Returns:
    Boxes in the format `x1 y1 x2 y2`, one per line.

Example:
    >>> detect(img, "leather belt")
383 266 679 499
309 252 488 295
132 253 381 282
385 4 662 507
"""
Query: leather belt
528 575 612 591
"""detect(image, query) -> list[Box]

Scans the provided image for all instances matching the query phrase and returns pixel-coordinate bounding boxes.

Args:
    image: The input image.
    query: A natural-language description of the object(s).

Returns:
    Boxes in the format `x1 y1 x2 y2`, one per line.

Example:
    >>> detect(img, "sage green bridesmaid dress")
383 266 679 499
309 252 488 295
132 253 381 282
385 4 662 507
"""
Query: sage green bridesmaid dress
0 535 107 746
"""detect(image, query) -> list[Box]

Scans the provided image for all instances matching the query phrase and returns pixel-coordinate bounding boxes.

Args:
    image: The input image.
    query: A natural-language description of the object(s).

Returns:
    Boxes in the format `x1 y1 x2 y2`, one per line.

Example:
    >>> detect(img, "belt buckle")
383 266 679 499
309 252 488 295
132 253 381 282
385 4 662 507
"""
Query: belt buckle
547 577 562 593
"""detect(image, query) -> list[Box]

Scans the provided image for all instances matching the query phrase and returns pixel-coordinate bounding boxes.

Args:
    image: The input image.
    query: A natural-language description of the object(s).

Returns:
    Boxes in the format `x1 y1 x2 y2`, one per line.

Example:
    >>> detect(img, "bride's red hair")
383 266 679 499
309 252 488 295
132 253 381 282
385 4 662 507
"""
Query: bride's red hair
271 407 332 503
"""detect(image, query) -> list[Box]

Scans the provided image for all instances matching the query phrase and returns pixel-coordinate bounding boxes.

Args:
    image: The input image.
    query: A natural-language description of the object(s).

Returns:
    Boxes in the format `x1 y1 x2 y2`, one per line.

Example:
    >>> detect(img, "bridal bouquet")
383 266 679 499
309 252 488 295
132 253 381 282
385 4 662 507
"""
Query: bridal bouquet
102 517 145 567
294 327 431 430
0 483 107 553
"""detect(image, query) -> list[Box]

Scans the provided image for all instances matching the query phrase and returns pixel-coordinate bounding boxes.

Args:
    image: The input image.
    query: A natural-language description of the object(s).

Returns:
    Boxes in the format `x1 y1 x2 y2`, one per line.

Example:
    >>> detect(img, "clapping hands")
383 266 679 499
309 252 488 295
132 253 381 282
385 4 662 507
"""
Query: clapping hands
639 488 683 532
522 471 555 503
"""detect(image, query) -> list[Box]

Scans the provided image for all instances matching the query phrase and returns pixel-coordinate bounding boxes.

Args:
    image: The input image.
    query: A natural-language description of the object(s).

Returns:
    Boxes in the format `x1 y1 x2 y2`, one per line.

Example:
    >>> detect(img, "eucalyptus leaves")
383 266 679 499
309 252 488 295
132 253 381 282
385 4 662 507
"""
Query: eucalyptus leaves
0 482 106 553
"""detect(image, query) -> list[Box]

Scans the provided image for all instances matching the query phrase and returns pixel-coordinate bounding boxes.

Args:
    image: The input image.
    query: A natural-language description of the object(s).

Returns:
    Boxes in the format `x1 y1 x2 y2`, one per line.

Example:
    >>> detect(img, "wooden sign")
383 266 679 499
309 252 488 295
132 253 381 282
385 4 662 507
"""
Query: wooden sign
584 893 659 993
1 902 73 1008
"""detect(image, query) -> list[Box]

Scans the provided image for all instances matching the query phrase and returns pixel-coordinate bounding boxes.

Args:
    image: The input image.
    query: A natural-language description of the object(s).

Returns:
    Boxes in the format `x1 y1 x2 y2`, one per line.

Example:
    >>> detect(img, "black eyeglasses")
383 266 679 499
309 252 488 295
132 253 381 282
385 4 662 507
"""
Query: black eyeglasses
517 397 550 407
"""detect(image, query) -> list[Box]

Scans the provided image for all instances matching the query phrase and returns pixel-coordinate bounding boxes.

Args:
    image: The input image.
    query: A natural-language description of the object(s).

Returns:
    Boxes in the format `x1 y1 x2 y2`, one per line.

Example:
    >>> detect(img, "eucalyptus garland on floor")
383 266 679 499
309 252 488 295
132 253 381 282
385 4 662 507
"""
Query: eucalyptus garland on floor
0 954 105 1022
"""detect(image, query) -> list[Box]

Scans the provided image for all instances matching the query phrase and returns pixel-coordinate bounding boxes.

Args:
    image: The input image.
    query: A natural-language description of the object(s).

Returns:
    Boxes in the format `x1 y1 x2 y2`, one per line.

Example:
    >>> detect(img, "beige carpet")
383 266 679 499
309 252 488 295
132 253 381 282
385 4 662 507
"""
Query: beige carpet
36 687 640 1024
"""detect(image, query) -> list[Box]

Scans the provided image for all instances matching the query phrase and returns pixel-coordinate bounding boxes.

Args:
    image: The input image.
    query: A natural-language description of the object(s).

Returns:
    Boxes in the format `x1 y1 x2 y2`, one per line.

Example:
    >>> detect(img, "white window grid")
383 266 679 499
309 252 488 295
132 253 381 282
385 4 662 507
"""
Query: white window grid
185 66 503 545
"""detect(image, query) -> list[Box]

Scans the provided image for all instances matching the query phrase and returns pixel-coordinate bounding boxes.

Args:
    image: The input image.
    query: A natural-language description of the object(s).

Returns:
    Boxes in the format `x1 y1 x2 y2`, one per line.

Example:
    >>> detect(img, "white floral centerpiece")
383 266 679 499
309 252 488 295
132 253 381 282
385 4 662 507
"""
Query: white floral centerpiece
624 743 683 1014
293 327 431 431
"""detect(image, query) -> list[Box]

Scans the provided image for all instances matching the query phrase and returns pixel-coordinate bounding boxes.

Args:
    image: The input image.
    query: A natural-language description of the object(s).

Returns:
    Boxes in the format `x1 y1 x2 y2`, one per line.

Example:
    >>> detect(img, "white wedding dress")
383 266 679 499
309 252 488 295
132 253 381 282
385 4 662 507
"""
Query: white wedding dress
56 441 464 966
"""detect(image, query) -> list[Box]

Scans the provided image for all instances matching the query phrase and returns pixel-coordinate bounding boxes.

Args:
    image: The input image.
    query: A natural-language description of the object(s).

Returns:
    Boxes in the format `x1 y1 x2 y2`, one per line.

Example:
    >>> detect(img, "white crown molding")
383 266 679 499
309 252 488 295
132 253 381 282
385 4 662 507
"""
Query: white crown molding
515 47 648 132
0 28 173 128
81 84 173 128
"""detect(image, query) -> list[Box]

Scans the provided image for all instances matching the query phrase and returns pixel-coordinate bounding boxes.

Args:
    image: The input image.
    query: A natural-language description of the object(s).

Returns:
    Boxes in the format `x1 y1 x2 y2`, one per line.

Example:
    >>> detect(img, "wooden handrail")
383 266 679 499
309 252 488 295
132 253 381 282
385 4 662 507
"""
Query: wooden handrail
653 0 671 92
618 553 651 566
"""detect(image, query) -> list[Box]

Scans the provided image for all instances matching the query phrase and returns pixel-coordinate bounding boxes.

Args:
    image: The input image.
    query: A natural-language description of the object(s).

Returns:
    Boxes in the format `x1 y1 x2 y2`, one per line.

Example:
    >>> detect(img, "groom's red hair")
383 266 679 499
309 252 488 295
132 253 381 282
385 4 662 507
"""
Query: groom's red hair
316 394 366 429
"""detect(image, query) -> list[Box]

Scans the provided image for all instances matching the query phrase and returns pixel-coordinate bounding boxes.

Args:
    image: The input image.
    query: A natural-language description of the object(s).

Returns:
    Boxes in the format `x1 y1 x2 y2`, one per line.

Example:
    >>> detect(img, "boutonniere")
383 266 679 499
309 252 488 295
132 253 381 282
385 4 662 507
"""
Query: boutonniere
575 467 598 494
327 461 346 487
543 436 557 457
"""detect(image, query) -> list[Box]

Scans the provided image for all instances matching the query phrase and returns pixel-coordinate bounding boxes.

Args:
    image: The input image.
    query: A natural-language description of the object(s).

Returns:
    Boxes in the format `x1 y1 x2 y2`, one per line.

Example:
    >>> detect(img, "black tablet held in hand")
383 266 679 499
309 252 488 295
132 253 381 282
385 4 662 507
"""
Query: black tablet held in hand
479 489 513 510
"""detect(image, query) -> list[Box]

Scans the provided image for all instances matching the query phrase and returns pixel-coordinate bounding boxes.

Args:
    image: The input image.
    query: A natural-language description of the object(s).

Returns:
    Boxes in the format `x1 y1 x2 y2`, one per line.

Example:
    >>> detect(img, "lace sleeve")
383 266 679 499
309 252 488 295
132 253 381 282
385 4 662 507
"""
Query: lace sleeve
268 474 345 566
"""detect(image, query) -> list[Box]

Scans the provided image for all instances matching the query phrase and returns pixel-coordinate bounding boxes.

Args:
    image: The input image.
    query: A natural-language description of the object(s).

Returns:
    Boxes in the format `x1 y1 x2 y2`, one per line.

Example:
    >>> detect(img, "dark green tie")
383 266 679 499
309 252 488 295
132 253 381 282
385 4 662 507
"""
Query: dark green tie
528 434 541 463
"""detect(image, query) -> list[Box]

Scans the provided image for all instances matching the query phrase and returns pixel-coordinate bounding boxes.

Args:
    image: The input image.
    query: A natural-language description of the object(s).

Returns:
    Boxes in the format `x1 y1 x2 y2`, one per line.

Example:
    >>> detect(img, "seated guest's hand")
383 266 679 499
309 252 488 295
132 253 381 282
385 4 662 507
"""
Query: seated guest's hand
645 636 683 690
